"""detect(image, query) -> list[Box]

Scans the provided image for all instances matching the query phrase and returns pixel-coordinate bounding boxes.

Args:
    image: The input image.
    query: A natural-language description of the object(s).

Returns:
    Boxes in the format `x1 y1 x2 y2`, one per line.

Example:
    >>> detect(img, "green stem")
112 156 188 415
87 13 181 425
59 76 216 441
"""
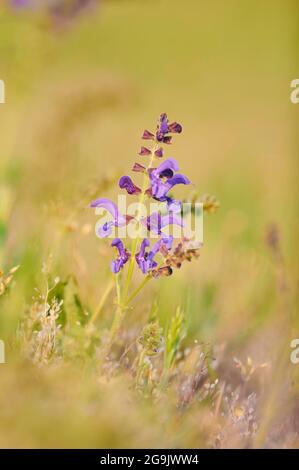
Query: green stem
136 349 146 386
109 304 125 344
108 273 124 341
115 272 121 305
90 278 114 324
126 275 151 306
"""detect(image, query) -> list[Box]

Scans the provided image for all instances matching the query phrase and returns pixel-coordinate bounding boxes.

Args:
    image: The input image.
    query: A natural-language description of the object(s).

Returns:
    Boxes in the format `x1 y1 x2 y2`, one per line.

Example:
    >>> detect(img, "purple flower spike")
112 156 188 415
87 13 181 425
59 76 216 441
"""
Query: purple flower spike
119 176 141 195
90 198 126 238
139 146 151 156
90 113 196 278
111 238 130 273
142 130 155 140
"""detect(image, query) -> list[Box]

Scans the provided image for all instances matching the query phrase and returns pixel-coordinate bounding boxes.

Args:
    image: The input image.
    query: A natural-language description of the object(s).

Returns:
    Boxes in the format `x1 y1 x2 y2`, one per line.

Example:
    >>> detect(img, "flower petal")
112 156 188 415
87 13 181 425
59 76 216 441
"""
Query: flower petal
165 174 191 191
155 158 179 176
111 238 130 273
119 176 141 195
97 221 114 238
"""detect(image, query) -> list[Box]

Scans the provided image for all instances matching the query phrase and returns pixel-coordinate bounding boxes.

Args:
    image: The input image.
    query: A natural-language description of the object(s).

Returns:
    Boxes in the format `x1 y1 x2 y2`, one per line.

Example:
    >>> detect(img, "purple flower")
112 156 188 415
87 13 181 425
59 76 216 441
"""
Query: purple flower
149 158 190 201
111 238 130 273
142 211 183 236
90 198 127 238
135 236 173 274
119 176 141 195
135 239 157 274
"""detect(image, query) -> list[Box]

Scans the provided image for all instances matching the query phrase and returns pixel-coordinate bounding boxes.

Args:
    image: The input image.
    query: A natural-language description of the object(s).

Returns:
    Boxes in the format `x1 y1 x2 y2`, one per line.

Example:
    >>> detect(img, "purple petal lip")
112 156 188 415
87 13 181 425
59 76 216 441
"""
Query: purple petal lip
90 197 127 238
111 238 130 273
90 197 123 220
167 174 190 187
97 221 114 238
119 176 141 195
154 158 180 176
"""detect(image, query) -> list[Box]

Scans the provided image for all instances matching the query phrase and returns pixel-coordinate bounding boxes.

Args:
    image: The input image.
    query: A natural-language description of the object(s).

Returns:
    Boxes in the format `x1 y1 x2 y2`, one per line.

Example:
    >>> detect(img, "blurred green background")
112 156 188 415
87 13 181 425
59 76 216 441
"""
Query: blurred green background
0 0 298 448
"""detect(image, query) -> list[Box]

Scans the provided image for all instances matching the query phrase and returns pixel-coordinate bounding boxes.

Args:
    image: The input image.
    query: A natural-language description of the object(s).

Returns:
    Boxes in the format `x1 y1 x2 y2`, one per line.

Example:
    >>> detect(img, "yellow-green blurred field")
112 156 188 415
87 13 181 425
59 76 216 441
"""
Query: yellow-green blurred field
0 0 298 448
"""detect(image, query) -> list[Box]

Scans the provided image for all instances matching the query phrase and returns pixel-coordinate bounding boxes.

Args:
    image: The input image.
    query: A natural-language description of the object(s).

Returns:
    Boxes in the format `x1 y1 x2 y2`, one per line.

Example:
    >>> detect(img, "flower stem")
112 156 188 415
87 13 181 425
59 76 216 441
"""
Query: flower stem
107 274 124 346
126 274 151 306
90 277 114 324
109 304 125 345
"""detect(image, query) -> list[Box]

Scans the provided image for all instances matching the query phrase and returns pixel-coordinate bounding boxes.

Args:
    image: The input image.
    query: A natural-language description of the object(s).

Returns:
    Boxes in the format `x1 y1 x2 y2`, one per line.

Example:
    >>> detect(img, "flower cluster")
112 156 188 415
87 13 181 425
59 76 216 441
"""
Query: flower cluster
91 113 200 277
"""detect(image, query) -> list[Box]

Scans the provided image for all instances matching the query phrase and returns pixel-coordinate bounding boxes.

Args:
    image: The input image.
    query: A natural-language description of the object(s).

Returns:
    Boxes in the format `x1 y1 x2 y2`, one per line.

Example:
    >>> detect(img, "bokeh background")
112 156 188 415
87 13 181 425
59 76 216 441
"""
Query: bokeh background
0 0 298 448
